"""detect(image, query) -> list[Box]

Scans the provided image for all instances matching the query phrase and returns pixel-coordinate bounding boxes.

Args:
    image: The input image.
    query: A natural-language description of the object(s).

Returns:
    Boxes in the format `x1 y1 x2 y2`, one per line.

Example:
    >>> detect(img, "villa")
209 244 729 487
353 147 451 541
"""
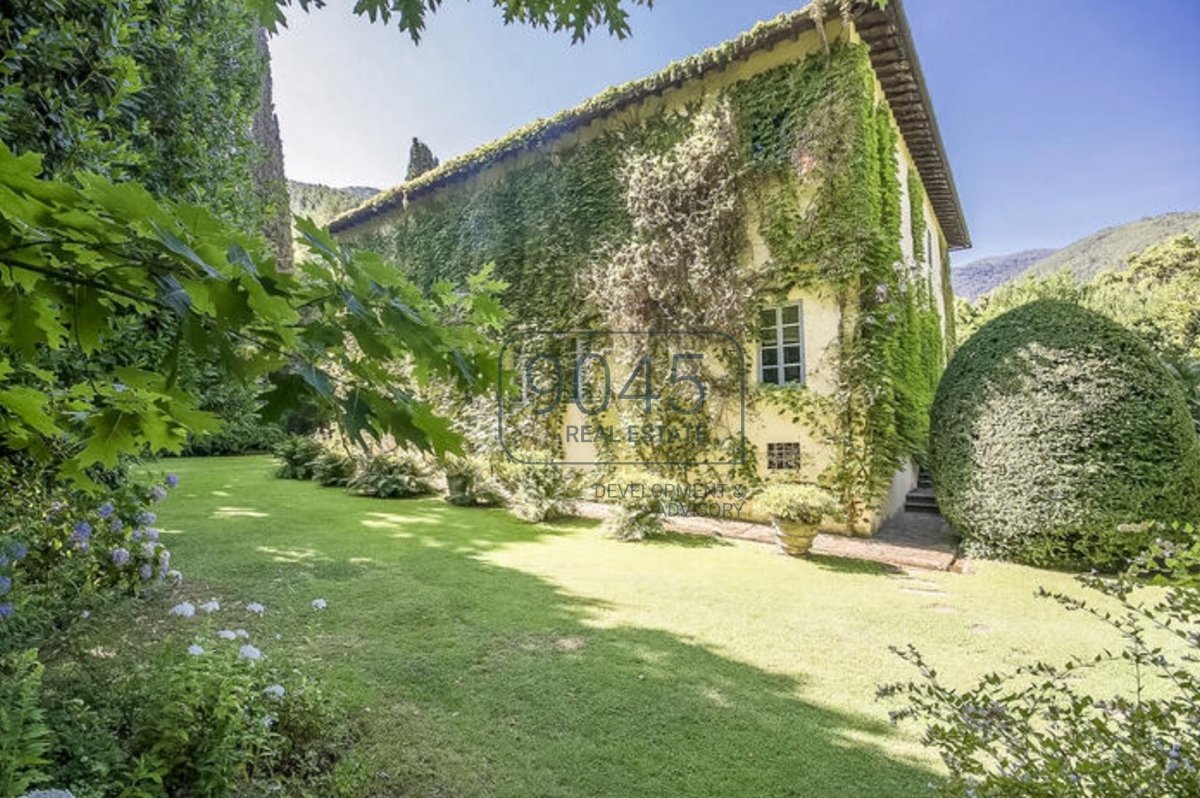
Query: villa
330 0 970 533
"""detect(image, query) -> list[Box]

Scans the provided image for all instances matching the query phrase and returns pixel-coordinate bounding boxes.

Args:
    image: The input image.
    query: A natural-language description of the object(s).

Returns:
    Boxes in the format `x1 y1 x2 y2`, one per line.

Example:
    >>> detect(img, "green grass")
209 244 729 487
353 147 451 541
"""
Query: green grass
137 456 1142 796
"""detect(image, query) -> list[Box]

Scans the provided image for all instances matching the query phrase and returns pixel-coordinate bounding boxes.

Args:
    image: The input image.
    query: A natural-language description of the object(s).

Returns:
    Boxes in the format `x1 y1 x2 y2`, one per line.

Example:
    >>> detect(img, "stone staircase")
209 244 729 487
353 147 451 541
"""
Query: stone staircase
904 470 940 514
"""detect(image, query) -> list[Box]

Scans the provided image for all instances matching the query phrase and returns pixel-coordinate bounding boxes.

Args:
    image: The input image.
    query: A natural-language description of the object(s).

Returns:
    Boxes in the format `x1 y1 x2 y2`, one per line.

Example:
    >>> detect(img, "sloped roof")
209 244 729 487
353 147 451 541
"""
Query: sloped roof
330 0 970 250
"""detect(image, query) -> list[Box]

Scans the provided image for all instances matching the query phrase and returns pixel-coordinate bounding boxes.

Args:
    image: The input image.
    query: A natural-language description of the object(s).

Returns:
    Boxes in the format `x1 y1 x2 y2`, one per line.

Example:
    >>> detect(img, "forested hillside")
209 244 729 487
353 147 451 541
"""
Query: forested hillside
952 211 1200 298
1025 211 1200 281
951 248 1057 299
289 180 378 227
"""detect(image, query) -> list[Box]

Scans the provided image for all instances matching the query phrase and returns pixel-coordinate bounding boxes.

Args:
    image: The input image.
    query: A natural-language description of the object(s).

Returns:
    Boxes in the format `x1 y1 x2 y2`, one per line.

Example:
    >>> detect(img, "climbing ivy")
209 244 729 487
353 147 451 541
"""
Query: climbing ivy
732 44 945 526
355 41 947 528
939 236 957 355
908 169 927 262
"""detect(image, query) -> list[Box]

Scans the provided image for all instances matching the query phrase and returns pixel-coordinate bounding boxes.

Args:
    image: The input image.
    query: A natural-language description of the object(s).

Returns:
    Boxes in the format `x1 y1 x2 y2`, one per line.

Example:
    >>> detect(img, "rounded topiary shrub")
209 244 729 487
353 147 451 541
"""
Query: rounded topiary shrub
929 299 1200 570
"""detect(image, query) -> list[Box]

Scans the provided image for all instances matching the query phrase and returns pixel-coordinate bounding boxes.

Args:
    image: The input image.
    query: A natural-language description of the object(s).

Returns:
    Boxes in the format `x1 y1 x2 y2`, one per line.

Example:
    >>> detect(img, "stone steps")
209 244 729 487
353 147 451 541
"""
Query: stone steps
904 470 940 514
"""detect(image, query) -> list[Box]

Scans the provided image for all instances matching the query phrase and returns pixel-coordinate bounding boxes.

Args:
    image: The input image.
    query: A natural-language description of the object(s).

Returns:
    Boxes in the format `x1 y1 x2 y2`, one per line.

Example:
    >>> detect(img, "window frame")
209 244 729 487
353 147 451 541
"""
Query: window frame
766 441 802 471
758 302 806 386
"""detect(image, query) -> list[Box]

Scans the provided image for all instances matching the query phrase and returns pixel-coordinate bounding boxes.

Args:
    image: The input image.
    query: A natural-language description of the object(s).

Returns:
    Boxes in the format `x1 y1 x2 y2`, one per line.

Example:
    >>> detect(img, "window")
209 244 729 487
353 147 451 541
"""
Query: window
767 442 801 470
758 303 805 385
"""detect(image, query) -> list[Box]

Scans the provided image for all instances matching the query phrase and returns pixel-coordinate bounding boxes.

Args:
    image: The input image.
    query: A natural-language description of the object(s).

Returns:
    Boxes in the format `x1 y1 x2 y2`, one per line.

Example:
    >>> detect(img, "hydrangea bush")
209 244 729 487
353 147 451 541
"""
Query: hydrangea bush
3 588 349 796
0 464 180 652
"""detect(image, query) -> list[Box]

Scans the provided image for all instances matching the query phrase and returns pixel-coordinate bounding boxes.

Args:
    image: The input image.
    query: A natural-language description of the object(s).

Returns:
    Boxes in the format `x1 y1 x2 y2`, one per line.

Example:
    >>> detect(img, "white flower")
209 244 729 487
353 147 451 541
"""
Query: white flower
168 602 195 618
166 569 183 586
245 602 266 615
22 790 76 798
199 600 220 613
238 644 263 662
80 610 91 619
264 684 286 699
187 644 205 656
217 629 238 640
311 598 327 610
235 628 250 639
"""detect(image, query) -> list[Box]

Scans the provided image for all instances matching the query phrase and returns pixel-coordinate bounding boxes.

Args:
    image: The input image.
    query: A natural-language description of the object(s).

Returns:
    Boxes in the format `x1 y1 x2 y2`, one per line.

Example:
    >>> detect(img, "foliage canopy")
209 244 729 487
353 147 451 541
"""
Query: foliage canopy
253 0 652 43
0 144 505 484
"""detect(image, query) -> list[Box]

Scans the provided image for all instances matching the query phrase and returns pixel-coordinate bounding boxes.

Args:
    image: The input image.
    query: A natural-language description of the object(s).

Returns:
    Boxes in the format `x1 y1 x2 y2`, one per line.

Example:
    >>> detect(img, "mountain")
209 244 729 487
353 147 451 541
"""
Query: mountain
951 248 1057 300
952 210 1200 299
288 180 378 229
1023 211 1200 282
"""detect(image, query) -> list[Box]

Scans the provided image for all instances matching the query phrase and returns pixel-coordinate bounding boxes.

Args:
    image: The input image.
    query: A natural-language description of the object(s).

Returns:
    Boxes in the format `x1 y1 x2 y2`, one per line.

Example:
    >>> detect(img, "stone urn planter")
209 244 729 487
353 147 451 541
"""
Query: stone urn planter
770 517 821 556
442 457 478 506
756 483 840 558
446 473 472 502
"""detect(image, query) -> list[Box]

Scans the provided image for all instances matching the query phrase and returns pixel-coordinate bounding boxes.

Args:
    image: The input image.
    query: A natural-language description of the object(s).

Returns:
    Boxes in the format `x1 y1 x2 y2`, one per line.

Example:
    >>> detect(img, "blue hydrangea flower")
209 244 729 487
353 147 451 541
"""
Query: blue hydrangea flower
110 548 130 567
149 485 167 502
138 511 157 526
0 602 12 620
131 529 143 542
98 502 115 519
158 550 171 577
70 522 92 549
0 554 7 568
146 528 160 543
166 473 180 488
109 517 124 532
139 564 153 581
10 543 26 561
0 576 10 595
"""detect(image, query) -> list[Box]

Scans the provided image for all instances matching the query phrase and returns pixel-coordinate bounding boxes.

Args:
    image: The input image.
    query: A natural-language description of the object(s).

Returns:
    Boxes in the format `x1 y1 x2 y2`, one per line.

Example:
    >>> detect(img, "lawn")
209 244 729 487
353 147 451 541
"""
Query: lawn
135 455 1139 797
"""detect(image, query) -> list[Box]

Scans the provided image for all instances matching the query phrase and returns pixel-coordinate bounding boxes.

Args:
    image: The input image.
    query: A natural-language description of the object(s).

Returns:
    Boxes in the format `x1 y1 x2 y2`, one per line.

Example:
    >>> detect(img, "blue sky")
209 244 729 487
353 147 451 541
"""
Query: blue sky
269 0 1200 265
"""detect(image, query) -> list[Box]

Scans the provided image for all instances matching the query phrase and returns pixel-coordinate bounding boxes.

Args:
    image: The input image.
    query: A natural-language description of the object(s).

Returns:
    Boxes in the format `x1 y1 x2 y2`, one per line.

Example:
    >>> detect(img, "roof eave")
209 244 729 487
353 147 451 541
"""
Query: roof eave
330 0 971 250
855 0 971 250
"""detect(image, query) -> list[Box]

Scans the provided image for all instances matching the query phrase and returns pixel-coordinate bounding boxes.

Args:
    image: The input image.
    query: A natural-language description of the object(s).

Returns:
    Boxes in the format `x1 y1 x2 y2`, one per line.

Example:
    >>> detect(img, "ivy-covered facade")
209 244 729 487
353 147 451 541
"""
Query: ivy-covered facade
332 3 970 533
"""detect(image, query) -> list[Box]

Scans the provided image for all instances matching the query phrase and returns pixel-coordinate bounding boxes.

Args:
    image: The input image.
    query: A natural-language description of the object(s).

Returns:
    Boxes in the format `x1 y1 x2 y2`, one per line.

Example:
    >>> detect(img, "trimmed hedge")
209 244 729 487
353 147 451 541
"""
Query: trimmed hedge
929 300 1200 570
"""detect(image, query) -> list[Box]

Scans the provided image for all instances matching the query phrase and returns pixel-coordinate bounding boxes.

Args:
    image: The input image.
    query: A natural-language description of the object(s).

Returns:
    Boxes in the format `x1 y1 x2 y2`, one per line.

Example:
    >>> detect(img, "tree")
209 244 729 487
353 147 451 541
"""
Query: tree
252 27 295 271
406 138 441 181
252 0 652 43
0 0 269 233
0 144 507 484
1088 234 1200 360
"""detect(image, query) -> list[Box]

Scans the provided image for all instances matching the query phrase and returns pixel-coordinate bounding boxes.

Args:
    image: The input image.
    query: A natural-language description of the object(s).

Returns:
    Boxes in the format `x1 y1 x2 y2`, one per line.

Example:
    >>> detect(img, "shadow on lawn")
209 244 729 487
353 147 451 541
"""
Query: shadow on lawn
806 553 904 576
182 484 939 797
